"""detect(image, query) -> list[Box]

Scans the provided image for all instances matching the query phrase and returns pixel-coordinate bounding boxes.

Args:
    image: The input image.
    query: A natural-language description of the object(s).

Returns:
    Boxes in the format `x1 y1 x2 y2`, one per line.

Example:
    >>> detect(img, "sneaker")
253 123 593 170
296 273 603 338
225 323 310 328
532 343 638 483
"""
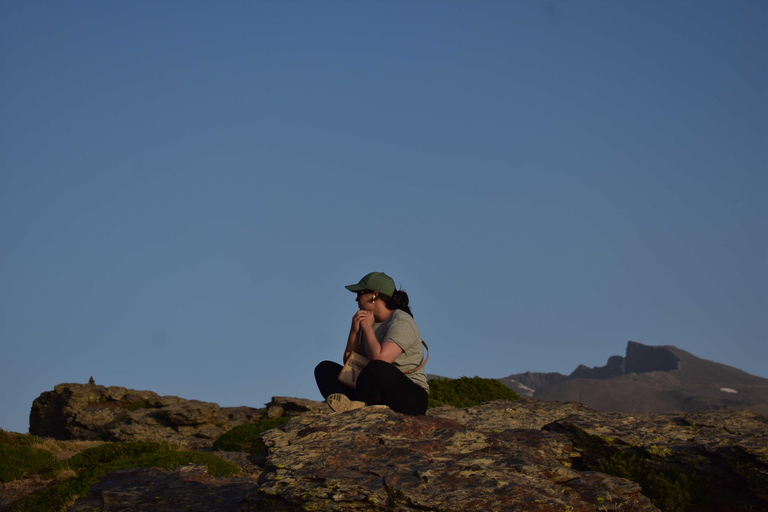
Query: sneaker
327 393 366 413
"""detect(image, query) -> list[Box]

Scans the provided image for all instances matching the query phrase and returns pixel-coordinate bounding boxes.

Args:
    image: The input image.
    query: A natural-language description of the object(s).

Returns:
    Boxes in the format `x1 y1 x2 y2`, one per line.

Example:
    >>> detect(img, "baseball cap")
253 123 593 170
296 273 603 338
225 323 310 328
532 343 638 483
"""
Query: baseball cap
345 272 396 297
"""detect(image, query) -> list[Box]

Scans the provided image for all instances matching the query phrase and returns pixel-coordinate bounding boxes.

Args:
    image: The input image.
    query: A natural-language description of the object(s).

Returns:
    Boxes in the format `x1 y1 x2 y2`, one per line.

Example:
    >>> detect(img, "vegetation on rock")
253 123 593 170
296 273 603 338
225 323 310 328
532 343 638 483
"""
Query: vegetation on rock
428 376 521 408
125 398 152 411
0 429 41 448
561 427 710 512
1 429 239 512
0 444 58 483
212 417 291 455
0 429 61 483
594 452 703 512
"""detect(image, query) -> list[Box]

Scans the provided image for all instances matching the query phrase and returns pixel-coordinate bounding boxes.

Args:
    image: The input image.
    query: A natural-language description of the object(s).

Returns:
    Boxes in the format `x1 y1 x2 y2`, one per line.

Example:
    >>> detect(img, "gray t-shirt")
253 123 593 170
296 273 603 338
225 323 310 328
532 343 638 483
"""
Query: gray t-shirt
366 309 429 393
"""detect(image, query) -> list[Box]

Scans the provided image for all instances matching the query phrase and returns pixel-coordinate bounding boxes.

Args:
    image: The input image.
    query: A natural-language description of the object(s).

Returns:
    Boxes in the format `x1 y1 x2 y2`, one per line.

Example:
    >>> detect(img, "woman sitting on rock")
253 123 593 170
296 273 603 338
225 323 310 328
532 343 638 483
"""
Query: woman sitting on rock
314 272 429 415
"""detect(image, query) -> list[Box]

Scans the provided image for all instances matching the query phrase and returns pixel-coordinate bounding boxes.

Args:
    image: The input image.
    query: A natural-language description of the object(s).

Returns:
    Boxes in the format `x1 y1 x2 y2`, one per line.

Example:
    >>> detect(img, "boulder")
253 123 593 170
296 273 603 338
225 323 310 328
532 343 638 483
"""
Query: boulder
29 383 263 447
543 406 768 512
265 396 331 418
254 400 768 511
258 403 659 511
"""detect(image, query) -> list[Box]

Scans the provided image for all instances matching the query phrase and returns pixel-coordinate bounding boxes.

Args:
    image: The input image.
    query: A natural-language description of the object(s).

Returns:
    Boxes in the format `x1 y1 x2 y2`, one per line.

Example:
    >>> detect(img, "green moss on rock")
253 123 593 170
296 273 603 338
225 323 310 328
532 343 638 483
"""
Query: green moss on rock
125 398 152 411
0 444 60 482
594 452 705 512
212 417 291 455
0 428 41 447
12 441 240 512
428 376 521 408
0 428 62 483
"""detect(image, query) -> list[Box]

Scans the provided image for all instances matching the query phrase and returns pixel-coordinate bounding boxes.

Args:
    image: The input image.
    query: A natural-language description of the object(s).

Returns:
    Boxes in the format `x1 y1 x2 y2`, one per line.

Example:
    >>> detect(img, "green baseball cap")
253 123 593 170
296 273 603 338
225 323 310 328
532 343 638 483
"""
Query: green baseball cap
345 272 396 297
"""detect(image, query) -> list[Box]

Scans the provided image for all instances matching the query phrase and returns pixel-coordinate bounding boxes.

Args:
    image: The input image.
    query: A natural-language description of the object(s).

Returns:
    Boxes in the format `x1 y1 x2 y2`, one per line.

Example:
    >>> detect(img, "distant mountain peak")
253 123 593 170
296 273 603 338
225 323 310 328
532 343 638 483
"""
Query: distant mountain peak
499 340 768 415
570 341 681 380
625 341 681 373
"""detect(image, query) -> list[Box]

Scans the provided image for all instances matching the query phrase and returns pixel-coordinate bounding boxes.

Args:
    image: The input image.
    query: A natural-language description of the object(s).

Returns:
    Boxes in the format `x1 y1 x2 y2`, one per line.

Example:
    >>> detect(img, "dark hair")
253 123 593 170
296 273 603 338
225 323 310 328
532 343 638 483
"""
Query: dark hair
380 289 413 318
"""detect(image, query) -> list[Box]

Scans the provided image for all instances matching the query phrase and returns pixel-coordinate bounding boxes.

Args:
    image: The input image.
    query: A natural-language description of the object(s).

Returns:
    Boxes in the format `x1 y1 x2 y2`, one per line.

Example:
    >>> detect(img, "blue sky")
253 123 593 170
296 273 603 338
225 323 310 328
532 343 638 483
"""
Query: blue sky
1 1 765 434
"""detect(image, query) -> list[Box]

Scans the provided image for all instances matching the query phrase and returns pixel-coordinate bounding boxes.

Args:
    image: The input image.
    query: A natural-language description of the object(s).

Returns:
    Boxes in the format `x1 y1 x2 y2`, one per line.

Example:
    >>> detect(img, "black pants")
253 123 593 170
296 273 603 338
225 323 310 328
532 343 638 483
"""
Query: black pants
314 360 429 416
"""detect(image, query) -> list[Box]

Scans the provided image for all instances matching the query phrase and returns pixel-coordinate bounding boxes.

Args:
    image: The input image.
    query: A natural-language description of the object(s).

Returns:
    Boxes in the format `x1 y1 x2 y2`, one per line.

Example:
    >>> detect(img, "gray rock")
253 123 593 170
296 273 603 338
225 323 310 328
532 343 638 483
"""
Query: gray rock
265 396 330 419
543 406 768 511
66 466 299 512
258 404 660 511
29 383 264 448
24 384 767 511
154 401 221 426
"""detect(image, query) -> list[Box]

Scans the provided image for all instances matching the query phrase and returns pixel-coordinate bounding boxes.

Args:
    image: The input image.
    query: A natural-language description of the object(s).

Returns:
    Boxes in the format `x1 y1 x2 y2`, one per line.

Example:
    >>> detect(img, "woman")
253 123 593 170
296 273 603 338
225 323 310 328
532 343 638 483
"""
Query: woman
314 272 429 415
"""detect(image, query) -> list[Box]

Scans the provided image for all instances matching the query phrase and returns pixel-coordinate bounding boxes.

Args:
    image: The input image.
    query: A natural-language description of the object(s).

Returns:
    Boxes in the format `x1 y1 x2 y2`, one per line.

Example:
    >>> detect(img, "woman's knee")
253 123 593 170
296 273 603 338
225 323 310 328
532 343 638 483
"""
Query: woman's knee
315 360 341 372
362 359 396 378
315 360 342 380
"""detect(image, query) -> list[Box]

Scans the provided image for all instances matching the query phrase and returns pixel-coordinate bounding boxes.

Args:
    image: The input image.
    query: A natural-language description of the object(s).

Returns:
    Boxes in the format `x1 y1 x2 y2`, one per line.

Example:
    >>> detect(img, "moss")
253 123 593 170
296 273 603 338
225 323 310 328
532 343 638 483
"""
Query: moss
212 417 291 455
67 442 238 477
0 429 65 482
0 428 41 447
648 445 672 458
12 441 240 512
594 452 705 512
125 399 151 411
0 444 60 482
428 376 521 408
555 426 710 512
385 485 417 509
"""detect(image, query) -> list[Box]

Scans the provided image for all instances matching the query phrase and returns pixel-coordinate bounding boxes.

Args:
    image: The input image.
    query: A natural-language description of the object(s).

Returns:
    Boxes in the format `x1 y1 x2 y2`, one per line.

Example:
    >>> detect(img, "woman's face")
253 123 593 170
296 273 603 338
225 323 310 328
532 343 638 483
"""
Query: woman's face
355 290 375 311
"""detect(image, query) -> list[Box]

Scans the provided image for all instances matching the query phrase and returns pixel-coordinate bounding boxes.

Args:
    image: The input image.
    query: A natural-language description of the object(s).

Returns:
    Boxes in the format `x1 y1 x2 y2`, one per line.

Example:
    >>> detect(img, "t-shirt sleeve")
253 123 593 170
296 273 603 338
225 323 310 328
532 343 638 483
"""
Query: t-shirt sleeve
382 314 420 352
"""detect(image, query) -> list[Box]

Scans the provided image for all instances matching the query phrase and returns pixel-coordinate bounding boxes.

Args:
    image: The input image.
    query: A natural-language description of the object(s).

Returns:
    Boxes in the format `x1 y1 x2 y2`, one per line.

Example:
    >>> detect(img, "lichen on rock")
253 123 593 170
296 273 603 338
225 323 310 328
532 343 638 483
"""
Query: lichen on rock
19 385 768 512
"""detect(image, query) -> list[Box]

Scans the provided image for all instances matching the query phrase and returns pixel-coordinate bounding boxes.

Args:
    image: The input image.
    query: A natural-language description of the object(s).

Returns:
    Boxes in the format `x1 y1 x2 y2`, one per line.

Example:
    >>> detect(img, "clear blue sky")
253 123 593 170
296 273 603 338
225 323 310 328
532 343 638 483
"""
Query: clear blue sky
1 1 765 434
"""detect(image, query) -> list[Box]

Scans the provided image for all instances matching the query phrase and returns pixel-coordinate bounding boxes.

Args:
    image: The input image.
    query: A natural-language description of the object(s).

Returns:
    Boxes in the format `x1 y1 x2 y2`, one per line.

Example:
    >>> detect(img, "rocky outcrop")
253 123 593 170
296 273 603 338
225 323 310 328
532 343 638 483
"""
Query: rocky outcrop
261 400 767 512
29 383 263 447
18 383 768 512
58 398 768 512
570 354 626 380
259 402 659 511
265 395 330 418
563 342 680 380
624 341 681 374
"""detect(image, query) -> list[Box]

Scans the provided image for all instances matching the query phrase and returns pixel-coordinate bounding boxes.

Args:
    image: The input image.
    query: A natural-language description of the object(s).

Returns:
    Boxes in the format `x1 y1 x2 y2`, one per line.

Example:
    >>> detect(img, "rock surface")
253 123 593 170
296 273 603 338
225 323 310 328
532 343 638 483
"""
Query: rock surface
57 399 768 511
259 403 659 512
67 466 300 512
29 383 263 447
253 400 768 512
21 385 768 511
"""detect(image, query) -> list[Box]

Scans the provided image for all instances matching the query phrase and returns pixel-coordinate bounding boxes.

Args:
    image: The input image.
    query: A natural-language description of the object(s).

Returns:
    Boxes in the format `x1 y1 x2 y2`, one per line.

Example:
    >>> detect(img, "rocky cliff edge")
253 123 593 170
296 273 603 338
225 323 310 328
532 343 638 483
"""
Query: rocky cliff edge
11 384 768 511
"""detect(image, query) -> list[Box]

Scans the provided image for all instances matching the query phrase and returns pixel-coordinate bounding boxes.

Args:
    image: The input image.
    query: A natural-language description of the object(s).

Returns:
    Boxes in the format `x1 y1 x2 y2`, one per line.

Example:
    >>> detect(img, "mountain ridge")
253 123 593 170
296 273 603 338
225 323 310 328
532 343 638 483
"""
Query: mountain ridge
497 341 768 415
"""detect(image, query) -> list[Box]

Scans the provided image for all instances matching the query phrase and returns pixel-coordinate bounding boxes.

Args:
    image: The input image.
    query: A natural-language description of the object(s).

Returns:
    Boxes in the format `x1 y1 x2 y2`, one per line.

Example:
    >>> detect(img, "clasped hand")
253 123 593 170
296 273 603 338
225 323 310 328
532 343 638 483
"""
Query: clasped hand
350 310 375 333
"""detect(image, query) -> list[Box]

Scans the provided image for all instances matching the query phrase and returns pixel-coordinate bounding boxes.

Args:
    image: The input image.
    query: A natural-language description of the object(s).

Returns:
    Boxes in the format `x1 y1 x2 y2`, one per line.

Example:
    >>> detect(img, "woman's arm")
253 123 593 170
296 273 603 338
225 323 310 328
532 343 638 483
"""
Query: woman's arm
343 313 363 362
358 312 403 363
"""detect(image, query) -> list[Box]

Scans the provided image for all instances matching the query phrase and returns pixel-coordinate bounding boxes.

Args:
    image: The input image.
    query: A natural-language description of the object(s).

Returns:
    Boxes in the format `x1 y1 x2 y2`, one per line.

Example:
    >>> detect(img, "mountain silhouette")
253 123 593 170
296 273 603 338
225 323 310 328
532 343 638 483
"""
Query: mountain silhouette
499 341 768 415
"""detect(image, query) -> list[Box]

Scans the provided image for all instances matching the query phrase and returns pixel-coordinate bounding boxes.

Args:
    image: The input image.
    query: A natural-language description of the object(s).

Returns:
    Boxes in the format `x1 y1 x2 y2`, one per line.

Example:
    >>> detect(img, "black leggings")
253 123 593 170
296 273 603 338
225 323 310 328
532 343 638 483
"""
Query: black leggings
314 360 429 416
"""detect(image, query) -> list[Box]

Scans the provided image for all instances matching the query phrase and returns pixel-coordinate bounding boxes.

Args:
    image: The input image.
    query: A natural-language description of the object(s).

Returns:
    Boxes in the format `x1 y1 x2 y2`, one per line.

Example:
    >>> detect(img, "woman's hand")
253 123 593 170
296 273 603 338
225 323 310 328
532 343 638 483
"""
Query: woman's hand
357 310 375 331
351 310 375 333
346 311 371 360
